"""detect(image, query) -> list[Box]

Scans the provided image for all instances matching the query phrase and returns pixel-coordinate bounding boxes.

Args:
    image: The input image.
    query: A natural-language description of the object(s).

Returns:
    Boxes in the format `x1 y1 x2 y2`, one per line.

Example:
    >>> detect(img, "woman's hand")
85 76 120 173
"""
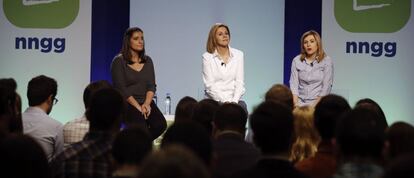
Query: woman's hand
142 102 152 119
136 105 143 113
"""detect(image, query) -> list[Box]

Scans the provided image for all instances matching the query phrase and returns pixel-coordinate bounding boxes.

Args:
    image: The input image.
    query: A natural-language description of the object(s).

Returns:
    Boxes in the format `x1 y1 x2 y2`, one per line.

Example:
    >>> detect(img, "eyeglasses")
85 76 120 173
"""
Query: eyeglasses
53 98 59 105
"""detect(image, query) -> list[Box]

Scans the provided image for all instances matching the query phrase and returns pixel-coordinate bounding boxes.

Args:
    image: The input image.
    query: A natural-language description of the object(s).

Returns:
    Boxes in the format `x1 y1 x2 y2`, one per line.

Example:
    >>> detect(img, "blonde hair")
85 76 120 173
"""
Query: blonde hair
300 30 326 62
290 106 321 163
206 23 231 53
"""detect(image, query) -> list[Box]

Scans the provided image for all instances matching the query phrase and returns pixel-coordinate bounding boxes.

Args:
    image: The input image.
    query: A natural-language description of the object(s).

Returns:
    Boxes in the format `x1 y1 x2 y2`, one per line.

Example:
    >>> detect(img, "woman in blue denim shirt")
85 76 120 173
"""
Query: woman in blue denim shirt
289 30 333 107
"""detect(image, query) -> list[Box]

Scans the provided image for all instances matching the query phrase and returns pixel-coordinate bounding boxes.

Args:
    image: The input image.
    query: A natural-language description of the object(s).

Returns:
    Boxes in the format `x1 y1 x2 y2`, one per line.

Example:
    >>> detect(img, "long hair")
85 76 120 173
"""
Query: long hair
290 106 321 163
120 27 146 64
206 23 231 53
299 30 326 62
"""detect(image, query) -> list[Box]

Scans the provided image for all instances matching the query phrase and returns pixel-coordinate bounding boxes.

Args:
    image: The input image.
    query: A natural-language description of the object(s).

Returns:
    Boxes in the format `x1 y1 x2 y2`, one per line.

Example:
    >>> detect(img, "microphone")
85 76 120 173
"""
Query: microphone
310 63 313 67
221 62 225 66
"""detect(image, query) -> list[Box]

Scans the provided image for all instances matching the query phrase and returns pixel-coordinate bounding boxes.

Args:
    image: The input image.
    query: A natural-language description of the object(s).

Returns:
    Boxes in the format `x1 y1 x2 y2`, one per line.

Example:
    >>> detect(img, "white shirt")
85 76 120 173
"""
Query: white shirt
22 107 64 162
202 47 245 103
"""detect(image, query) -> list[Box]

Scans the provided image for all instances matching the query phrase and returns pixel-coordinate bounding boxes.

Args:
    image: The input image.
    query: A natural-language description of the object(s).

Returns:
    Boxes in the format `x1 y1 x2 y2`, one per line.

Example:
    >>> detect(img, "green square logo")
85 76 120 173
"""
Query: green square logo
3 0 79 29
335 0 411 33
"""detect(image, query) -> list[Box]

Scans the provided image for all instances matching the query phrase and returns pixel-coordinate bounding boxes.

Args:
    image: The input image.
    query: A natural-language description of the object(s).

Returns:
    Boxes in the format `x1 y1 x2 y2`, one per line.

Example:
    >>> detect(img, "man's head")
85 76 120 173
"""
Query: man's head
213 103 247 135
314 94 350 141
86 88 124 132
83 80 112 109
112 126 152 167
161 121 212 166
335 107 385 160
265 84 293 110
27 75 58 114
250 101 293 155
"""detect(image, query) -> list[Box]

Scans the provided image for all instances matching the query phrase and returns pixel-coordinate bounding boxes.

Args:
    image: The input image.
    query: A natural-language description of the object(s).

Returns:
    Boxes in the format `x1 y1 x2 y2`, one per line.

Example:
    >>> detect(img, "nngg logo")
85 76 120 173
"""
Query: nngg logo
15 37 65 53
334 0 410 58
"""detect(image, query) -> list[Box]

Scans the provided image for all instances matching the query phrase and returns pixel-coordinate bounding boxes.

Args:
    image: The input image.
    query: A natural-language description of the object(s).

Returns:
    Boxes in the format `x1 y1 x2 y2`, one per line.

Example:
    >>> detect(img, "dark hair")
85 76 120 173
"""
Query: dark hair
175 96 197 122
120 27 146 64
213 103 247 133
0 78 17 91
161 121 213 166
265 84 294 110
192 99 220 136
86 88 124 131
335 107 385 159
383 153 414 178
0 134 50 178
250 101 293 155
355 98 388 130
27 75 57 106
83 80 112 109
314 94 350 140
386 121 414 159
112 126 152 165
0 78 22 134
140 144 210 178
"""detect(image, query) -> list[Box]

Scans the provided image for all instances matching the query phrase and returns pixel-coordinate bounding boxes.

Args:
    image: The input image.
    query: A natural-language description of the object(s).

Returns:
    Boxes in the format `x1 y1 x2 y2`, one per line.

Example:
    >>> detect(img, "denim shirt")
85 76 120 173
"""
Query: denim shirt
289 55 333 106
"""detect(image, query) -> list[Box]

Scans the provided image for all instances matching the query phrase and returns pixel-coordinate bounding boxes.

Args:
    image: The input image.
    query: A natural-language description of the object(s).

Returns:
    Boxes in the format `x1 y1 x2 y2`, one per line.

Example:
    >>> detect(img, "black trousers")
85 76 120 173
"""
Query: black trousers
124 101 167 140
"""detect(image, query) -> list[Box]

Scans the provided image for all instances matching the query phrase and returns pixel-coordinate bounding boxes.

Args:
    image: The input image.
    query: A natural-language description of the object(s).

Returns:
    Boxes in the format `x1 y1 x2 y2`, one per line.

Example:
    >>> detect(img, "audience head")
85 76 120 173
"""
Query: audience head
139 144 210 178
0 78 22 134
355 98 388 130
0 78 17 91
383 153 414 178
290 106 320 163
314 94 350 141
335 107 385 161
213 103 247 135
385 121 414 160
161 121 213 166
86 88 124 132
112 126 152 167
192 99 220 136
174 96 197 122
0 134 50 178
121 27 146 64
265 84 294 110
83 80 112 109
207 23 231 53
250 101 293 155
27 75 58 114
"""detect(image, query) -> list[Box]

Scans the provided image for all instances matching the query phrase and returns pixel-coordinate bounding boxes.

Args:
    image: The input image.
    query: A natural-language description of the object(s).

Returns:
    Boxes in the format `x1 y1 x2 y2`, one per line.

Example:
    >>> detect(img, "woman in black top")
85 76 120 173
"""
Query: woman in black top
111 27 166 140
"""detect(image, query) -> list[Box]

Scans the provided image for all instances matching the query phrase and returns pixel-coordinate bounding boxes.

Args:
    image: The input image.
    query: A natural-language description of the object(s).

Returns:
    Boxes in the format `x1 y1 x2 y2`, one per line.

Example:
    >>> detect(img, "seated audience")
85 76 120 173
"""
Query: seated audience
192 98 220 136
265 84 294 110
212 103 260 178
139 144 211 178
22 75 63 161
0 78 23 138
63 80 111 147
161 120 213 167
246 83 294 143
355 98 388 130
333 107 386 178
174 96 197 122
237 101 308 178
290 106 320 164
384 121 414 162
50 88 124 178
112 126 153 178
383 153 414 178
295 95 350 178
0 134 50 178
